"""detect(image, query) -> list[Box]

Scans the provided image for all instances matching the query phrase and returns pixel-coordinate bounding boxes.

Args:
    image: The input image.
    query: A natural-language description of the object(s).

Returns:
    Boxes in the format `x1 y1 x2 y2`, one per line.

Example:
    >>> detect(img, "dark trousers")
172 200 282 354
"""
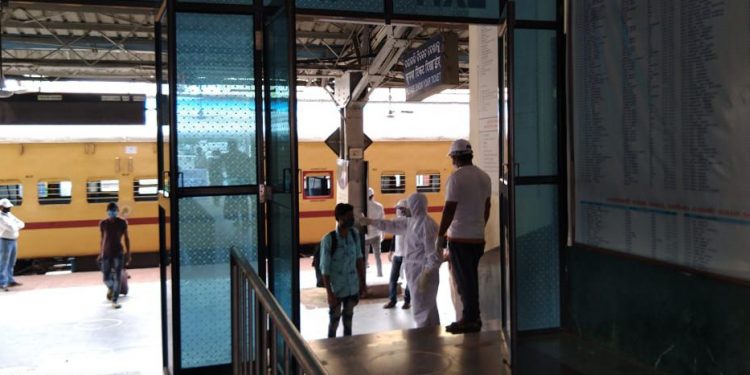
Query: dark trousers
388 256 411 304
328 294 359 338
101 255 124 302
449 241 484 323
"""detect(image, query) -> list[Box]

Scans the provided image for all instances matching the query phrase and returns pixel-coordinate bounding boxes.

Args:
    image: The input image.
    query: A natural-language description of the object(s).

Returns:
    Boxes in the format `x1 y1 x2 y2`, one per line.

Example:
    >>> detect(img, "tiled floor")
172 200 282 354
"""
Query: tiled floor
299 254 460 340
0 257 660 375
0 269 162 375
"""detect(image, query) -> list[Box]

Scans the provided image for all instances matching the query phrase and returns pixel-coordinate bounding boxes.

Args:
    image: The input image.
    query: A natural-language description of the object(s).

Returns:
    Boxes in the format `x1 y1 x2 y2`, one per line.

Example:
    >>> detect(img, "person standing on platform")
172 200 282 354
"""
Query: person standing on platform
365 187 385 277
98 202 131 309
383 199 411 309
438 139 491 334
320 203 366 338
0 198 24 291
361 193 441 328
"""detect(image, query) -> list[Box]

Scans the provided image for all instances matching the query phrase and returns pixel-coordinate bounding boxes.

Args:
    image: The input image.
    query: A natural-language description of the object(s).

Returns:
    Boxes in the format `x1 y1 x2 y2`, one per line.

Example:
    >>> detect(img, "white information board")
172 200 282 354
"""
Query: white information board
571 0 750 280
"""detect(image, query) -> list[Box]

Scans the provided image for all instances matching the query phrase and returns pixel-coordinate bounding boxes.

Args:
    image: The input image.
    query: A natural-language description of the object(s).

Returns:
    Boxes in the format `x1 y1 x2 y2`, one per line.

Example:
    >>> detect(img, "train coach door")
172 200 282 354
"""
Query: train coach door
261 1 300 370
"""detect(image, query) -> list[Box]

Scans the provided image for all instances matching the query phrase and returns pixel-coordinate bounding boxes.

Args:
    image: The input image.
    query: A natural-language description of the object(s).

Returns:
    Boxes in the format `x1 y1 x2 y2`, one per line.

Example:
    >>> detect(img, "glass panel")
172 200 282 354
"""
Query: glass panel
178 195 258 368
296 0 383 13
514 29 557 177
265 7 298 371
516 0 556 21
303 173 332 198
393 0 500 20
265 3 296 322
175 13 256 188
515 184 560 331
179 0 252 4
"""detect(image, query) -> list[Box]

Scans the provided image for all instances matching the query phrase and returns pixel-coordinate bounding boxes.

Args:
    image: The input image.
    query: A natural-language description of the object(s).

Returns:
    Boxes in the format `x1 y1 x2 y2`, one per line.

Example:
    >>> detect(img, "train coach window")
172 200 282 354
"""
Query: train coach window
38 181 73 205
87 179 120 203
134 178 159 202
0 182 23 206
381 172 406 194
416 173 441 193
303 172 332 199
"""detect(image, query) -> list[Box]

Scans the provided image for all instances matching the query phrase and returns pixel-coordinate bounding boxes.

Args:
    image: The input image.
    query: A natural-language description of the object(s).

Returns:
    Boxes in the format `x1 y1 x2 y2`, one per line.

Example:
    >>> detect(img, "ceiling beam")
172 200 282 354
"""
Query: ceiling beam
8 1 157 15
3 19 154 33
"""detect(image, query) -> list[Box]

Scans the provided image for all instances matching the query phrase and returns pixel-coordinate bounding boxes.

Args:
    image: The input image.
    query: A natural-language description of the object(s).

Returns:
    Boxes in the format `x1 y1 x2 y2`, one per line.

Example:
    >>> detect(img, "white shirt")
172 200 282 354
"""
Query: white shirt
445 165 491 241
0 211 25 240
366 198 385 240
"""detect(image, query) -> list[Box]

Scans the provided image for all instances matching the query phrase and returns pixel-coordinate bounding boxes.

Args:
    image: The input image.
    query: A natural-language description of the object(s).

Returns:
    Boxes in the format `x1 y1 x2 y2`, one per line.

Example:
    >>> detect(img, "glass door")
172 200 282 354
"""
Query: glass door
263 0 299 372
158 1 263 373
498 1 517 368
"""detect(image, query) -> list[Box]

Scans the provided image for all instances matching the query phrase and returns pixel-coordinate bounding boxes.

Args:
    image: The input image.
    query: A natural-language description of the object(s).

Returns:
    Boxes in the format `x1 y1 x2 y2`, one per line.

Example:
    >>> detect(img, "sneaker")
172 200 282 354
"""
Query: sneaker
2 285 8 292
106 288 113 301
446 320 482 334
383 301 397 309
8 281 22 287
112 302 122 309
401 302 411 309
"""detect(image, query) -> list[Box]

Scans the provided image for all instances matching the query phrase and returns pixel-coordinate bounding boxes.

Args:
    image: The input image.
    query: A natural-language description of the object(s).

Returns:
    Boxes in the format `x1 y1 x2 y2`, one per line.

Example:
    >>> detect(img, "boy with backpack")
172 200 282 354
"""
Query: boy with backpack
319 203 366 338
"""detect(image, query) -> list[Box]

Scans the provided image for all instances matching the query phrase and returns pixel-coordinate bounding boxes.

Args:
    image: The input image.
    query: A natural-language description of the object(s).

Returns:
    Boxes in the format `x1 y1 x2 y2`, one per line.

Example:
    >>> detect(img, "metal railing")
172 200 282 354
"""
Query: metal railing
231 248 327 375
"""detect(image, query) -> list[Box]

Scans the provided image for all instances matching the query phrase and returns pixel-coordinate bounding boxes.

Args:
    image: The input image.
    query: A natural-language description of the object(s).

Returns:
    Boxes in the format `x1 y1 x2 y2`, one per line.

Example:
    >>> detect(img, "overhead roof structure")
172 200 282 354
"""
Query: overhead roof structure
0 1 469 90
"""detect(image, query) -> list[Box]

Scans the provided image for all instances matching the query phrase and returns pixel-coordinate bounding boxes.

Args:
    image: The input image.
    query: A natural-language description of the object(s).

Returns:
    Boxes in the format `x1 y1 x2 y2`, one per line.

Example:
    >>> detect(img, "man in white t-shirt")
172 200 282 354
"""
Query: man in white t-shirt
437 139 491 334
365 188 385 277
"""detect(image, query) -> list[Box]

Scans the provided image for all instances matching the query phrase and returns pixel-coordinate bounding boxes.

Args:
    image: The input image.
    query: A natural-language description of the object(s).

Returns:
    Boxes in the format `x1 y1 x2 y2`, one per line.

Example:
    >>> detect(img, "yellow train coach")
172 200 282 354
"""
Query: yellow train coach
0 139 452 263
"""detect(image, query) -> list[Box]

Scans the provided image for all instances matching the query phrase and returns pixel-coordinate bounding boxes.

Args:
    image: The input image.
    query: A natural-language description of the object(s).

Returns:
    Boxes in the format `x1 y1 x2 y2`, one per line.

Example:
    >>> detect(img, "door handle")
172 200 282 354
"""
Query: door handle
115 157 121 173
128 157 134 174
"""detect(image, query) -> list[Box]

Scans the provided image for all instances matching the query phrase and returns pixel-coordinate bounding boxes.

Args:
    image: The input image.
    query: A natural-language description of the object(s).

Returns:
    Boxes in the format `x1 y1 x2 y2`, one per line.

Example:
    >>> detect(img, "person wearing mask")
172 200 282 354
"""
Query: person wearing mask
365 187 385 277
437 139 491 334
319 203 366 338
361 193 441 328
97 202 131 309
383 200 411 309
0 198 24 291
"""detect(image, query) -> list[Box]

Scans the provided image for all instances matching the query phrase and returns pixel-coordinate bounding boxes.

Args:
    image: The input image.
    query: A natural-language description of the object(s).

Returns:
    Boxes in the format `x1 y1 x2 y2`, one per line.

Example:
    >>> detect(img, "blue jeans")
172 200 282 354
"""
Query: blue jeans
328 294 359 338
448 241 484 323
101 255 124 302
388 256 411 304
0 238 18 287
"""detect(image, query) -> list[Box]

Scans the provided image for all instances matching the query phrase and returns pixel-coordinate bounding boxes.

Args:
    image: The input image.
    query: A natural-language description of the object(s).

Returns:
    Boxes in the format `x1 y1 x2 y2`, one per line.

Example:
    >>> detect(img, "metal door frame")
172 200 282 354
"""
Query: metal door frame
157 1 266 373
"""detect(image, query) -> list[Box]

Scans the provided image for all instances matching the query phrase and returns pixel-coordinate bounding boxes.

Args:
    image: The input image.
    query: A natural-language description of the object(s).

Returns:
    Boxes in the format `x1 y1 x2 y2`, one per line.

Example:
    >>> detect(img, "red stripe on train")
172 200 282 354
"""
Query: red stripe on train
22 206 445 228
25 217 160 230
299 206 444 218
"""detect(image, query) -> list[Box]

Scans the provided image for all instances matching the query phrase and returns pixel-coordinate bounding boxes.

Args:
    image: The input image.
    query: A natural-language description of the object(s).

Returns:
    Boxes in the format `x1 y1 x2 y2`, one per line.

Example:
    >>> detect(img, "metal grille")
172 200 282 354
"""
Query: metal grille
416 172 441 193
87 179 119 204
134 178 158 202
38 181 73 205
0 183 23 206
380 172 406 194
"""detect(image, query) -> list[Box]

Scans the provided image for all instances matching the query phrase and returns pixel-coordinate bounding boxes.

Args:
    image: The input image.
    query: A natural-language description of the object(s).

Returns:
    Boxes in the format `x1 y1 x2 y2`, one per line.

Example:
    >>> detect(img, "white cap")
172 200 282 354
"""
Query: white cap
367 187 375 197
0 198 13 208
448 139 473 156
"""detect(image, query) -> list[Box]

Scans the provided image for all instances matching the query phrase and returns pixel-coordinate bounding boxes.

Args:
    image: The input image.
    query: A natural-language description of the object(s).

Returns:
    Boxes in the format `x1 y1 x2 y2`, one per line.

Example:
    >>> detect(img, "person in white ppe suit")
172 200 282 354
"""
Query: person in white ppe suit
361 192 441 328
365 187 385 277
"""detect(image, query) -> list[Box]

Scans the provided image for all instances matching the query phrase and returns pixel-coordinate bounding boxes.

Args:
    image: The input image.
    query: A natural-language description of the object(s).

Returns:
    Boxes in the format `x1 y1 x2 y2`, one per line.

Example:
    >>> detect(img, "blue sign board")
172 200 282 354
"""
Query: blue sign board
402 32 459 102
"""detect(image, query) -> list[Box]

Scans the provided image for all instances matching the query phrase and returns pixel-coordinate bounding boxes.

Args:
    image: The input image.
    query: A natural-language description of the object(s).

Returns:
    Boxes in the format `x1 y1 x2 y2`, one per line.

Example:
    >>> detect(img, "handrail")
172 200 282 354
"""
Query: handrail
230 247 327 375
